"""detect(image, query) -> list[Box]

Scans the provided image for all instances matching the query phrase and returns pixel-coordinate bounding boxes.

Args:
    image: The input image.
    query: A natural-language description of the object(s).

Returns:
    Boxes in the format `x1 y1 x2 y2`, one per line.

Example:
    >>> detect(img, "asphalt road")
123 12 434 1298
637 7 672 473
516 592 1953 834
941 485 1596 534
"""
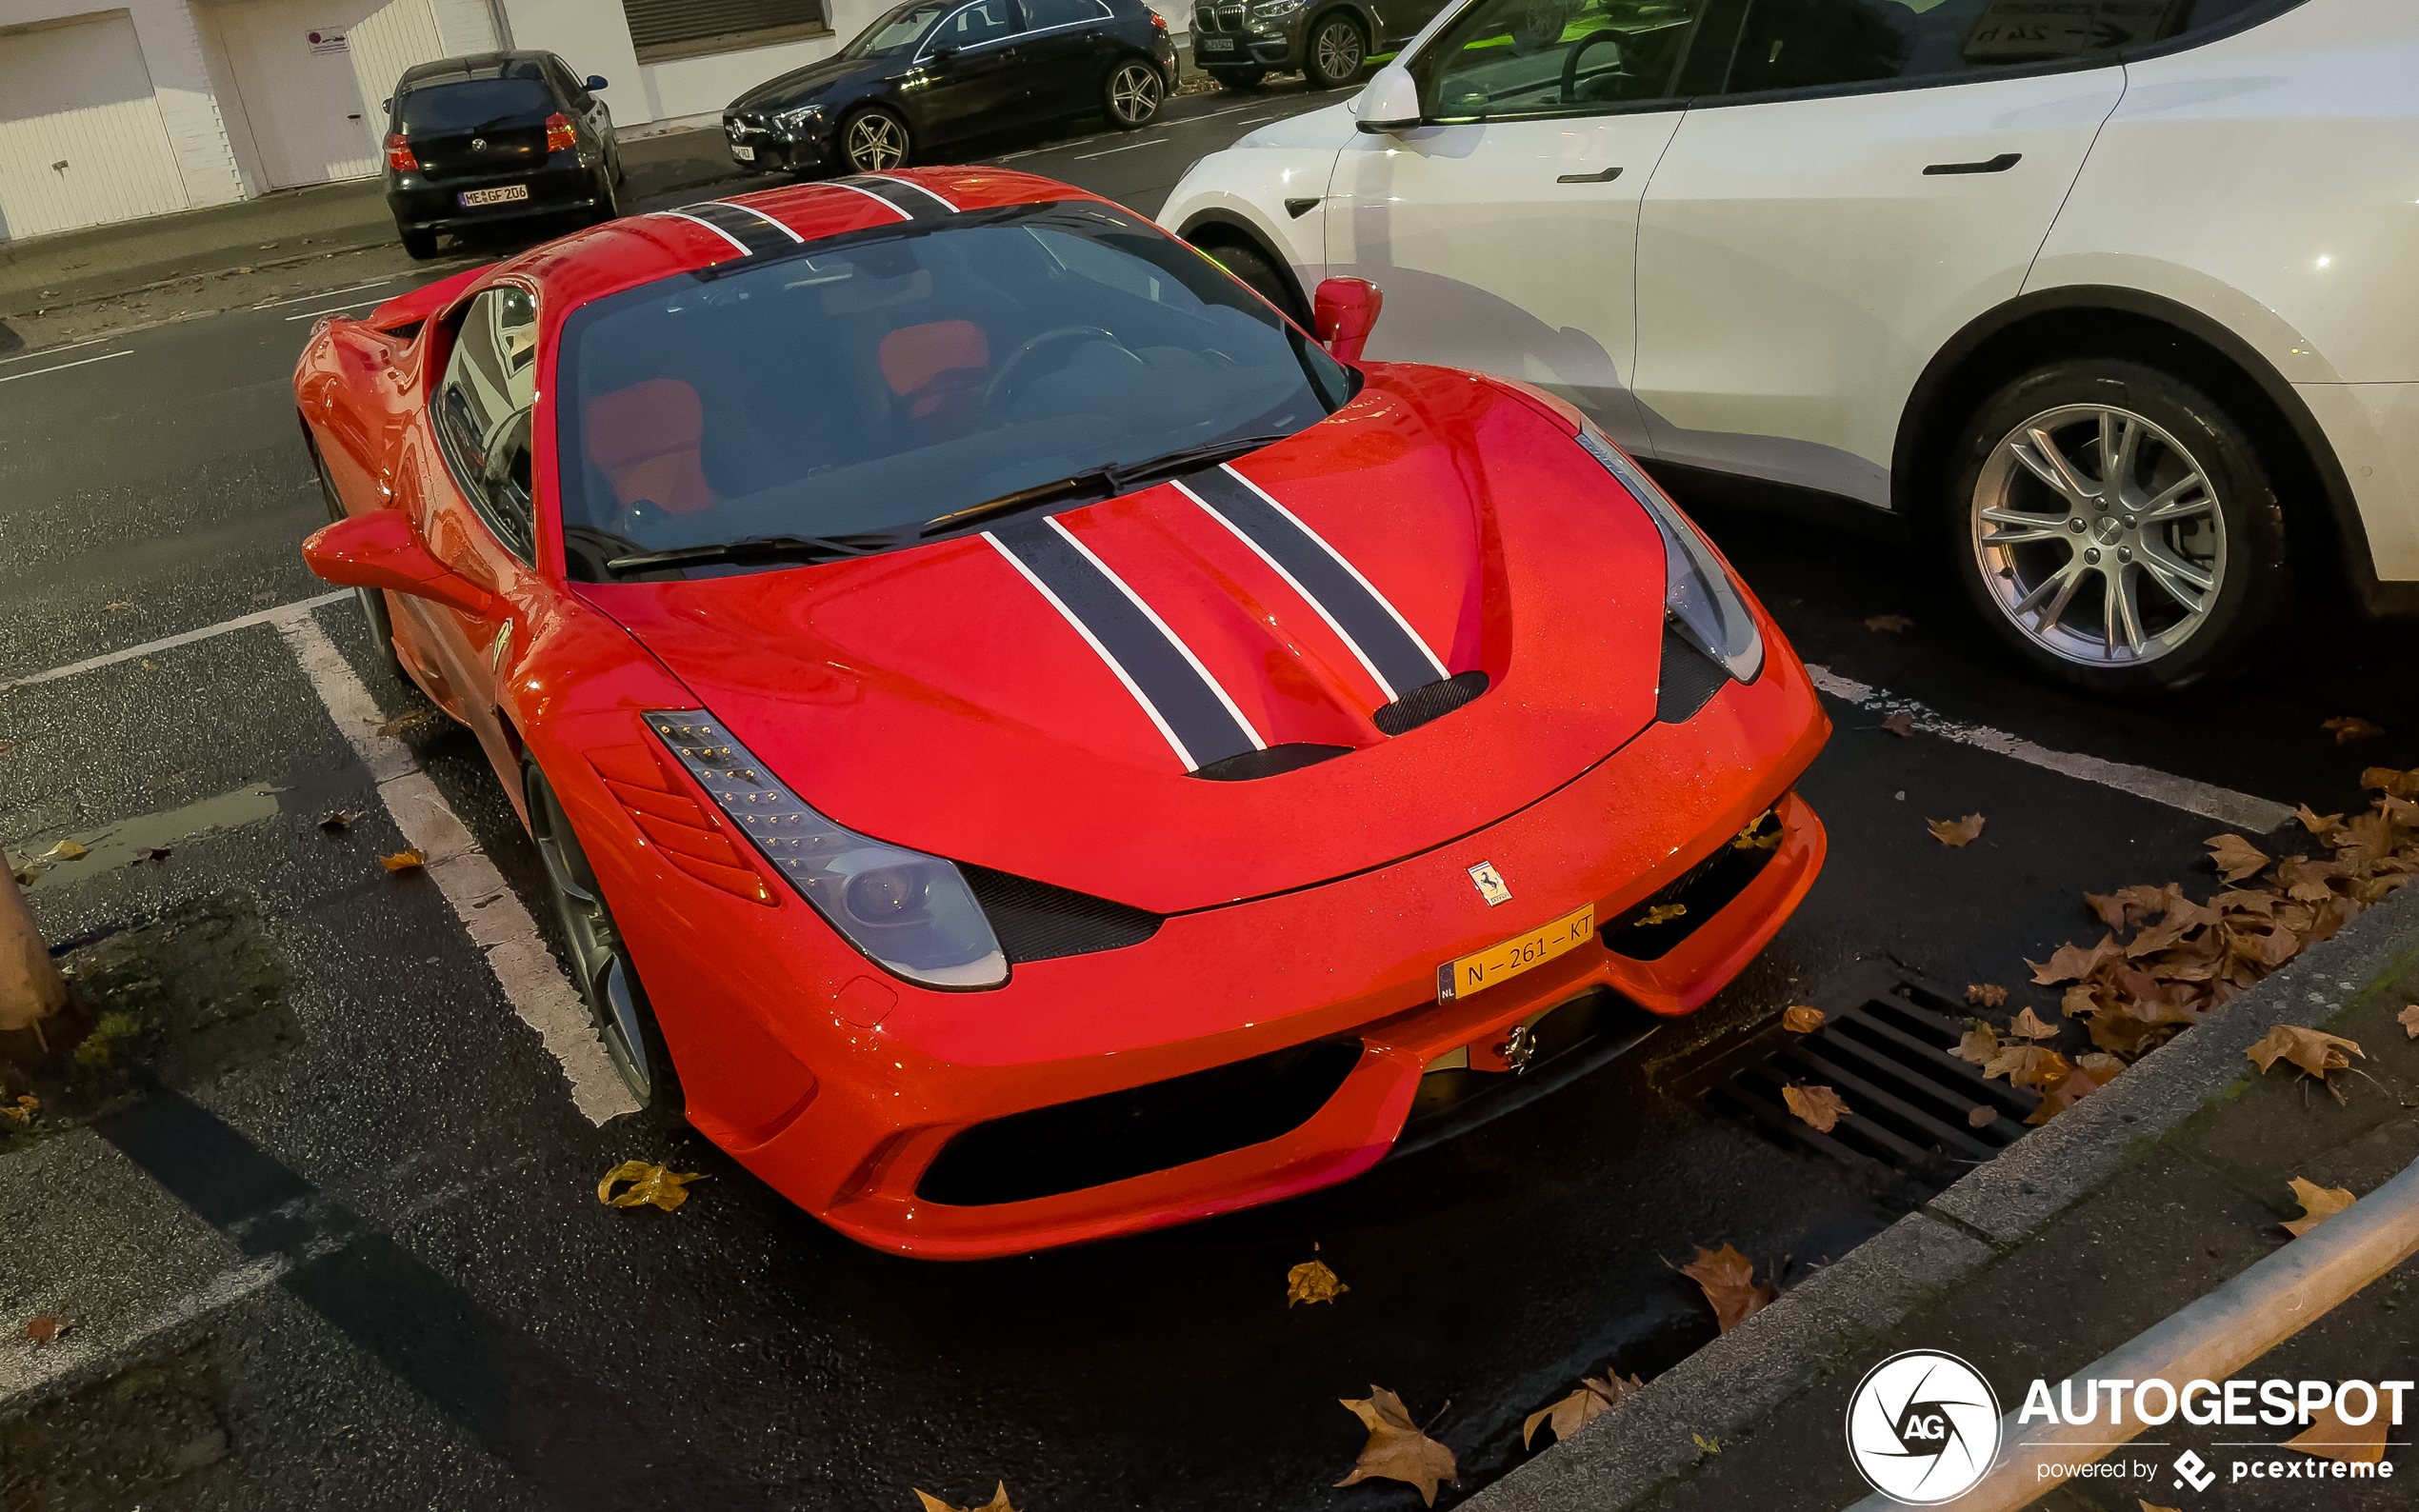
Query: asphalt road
3 76 2416 1512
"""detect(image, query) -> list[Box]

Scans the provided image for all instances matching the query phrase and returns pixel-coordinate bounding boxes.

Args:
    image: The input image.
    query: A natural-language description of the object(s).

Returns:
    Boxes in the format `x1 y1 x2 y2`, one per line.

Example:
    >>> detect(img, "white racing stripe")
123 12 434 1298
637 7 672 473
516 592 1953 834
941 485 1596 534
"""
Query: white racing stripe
1805 664 2297 833
3 590 348 687
277 610 638 1126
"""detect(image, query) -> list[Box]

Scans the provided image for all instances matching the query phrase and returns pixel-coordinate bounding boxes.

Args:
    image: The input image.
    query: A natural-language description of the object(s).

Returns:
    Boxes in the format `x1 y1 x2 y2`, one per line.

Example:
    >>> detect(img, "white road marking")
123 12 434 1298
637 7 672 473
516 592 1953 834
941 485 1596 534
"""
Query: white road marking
3 590 348 687
278 610 637 1126
1805 664 2297 833
250 278 395 311
284 296 392 321
0 336 108 365
0 348 130 385
1072 135 1170 159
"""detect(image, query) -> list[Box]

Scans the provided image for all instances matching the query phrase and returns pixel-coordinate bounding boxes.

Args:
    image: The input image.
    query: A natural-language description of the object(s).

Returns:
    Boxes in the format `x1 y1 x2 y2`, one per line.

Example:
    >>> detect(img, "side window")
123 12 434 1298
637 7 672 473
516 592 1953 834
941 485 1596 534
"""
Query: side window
1721 0 2194 97
935 0 1022 47
435 286 540 562
1023 0 1102 25
1415 0 1712 120
544 55 587 107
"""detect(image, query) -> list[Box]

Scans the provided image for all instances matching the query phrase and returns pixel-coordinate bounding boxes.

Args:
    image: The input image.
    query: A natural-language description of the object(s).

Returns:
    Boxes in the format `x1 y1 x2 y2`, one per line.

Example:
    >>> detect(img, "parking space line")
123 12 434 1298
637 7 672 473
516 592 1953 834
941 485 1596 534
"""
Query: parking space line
0 336 108 366
1073 135 1170 159
250 278 395 311
278 610 637 1126
1806 664 2297 832
0 349 130 385
3 590 348 687
284 296 392 321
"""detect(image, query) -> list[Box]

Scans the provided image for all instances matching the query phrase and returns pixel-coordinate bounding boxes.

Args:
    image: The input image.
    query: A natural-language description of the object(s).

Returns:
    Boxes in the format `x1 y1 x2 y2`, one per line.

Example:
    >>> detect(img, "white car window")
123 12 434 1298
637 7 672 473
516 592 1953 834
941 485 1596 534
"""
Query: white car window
1416 0 1712 120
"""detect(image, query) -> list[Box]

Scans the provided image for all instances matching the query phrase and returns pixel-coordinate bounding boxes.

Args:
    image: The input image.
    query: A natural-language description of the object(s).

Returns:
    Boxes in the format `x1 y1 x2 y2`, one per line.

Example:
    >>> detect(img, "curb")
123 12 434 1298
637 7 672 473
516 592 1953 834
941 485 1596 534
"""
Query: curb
1466 875 2419 1512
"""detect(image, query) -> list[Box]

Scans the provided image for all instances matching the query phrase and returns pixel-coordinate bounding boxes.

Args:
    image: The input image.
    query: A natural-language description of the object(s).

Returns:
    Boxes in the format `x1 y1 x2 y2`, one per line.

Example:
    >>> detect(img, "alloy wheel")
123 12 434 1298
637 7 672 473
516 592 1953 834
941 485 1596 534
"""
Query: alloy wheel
846 113 907 172
1110 62 1164 125
1312 19 1364 85
530 777 655 1104
1969 403 2229 666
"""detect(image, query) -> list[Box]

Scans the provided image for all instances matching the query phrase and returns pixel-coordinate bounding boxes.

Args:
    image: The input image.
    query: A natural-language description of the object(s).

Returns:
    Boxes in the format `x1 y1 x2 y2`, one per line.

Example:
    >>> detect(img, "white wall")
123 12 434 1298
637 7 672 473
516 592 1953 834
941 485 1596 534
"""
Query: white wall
495 0 638 113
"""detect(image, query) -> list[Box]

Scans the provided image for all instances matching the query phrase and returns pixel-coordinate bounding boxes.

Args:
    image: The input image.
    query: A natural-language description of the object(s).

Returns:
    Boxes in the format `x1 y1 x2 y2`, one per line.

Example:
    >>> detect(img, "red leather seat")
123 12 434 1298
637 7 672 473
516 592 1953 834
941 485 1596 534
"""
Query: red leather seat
878 320 989 436
586 378 716 516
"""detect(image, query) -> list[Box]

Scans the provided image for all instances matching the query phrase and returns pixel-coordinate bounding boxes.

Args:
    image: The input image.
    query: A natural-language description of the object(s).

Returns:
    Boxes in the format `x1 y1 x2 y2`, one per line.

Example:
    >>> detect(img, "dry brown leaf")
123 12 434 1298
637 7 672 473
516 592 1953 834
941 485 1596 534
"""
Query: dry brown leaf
1928 813 1985 847
1967 1104 1997 1129
1781 1005 1825 1033
2246 1025 2364 1080
2206 833 2270 883
2321 716 2386 745
373 709 434 738
2282 1176 2357 1238
2029 934 2120 985
2282 1399 2389 1463
2360 766 2419 799
2296 805 2349 843
1984 1044 2071 1093
1522 1374 1642 1448
24 1315 71 1345
2008 1006 2058 1041
2401 1005 2419 1041
378 848 426 872
2026 1061 2116 1125
1951 1022 2000 1065
597 1160 706 1212
1287 1251 1349 1307
1334 1387 1458 1506
2142 1502 2183 1512
1783 1084 1850 1133
43 841 87 862
319 809 360 831
1880 711 1915 737
1965 983 2009 1008
914 1483 1018 1512
1677 1244 1775 1334
1865 613 1913 633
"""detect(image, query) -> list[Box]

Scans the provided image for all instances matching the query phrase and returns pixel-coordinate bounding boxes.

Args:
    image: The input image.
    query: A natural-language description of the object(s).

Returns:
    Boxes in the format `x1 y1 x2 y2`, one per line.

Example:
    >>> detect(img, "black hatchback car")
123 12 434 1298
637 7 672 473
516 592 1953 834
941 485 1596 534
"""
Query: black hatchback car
723 0 1177 178
385 51 623 260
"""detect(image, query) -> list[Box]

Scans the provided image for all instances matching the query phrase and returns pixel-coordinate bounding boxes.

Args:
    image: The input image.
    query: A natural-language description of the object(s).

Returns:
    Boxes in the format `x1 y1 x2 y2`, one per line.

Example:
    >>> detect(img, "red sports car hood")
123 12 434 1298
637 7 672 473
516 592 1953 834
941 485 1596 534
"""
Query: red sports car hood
574 369 1669 914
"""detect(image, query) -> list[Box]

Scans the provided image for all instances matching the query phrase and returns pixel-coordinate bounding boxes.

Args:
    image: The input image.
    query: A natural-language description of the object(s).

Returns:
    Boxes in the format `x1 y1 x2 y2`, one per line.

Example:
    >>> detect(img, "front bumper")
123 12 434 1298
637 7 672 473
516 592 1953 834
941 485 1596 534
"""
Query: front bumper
723 113 832 173
596 636 1829 1260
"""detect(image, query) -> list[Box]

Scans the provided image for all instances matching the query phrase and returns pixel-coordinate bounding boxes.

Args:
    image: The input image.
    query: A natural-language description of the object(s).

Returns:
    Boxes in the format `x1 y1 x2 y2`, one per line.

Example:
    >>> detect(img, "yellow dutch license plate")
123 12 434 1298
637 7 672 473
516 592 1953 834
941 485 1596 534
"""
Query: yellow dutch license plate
1436 904 1595 1003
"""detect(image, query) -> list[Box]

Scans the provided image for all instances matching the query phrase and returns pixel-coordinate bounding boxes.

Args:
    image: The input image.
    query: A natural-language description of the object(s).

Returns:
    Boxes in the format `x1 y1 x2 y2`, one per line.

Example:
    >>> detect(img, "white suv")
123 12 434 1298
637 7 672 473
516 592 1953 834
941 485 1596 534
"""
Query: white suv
1163 0 2418 694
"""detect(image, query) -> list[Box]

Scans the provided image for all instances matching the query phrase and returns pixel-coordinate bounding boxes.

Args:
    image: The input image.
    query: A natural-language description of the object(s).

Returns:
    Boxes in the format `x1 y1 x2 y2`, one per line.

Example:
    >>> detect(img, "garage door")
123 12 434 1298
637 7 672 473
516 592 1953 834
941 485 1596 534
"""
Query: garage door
214 0 450 190
0 11 188 240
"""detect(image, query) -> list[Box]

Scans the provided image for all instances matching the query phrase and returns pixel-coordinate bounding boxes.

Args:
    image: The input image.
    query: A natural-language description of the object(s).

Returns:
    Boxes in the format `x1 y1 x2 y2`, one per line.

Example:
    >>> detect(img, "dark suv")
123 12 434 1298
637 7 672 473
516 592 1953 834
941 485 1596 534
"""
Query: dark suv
384 51 623 260
1190 0 1449 90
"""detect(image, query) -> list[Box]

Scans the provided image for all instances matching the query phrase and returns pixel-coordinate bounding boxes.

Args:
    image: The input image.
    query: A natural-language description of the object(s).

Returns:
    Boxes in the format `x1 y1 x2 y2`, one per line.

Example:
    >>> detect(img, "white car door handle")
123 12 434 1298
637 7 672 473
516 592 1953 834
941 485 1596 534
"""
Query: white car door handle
1923 152 2022 176
1555 166 1622 184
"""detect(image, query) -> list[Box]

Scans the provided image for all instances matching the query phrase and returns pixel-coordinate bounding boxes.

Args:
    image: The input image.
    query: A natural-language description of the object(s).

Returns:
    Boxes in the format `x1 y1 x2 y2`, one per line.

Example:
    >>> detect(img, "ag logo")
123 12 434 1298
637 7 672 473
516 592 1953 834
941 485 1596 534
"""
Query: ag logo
1844 1350 2000 1504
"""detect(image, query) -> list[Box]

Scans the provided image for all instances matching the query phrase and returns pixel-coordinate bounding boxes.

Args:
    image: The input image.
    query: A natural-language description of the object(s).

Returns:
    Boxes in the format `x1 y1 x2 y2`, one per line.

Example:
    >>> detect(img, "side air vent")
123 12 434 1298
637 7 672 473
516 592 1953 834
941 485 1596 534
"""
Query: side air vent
1373 670 1489 736
960 864 1163 964
1604 806 1783 960
1190 743 1352 781
1654 625 1729 724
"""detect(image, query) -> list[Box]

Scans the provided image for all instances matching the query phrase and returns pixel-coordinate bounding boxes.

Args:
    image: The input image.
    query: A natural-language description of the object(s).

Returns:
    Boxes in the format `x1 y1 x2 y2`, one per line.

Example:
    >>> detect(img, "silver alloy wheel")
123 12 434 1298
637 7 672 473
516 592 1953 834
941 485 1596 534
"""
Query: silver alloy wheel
1969 403 2228 666
1110 62 1163 124
530 782 654 1104
846 112 907 172
1313 18 1364 82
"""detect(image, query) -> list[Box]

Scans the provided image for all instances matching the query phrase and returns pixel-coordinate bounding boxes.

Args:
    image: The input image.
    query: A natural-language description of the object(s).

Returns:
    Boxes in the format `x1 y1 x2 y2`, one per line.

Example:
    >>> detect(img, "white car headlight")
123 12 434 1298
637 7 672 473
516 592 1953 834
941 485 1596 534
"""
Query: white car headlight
774 104 825 131
1575 428 1764 683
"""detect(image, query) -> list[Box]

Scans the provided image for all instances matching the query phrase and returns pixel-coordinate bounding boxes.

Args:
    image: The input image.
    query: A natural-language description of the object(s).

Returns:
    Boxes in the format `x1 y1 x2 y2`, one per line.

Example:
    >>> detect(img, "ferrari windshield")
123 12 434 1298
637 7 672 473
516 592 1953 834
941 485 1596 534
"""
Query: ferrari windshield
553 201 1355 581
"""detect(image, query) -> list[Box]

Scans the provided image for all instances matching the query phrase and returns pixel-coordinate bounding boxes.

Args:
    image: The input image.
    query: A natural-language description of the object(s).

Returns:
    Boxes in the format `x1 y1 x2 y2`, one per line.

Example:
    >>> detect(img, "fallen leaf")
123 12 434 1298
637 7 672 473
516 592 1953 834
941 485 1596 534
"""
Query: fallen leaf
1984 1044 2071 1093
1781 1005 1824 1033
1966 984 2008 1008
319 809 360 831
1334 1387 1458 1506
1522 1373 1642 1448
373 709 433 738
1951 1022 2000 1065
1928 813 1985 847
1865 614 1912 633
43 841 87 862
2321 716 2386 745
913 1483 1018 1512
2142 1502 2183 1512
1783 1084 1850 1133
2400 1005 2418 1041
1880 711 1915 737
103 601 131 611
1676 1244 1774 1334
1691 1433 1722 1455
1287 1250 1349 1307
1635 903 1688 926
2008 1006 2058 1040
1967 1104 1997 1129
378 848 425 871
2207 833 2270 883
2281 1176 2356 1238
2029 933 2121 985
2282 1399 2389 1463
2026 1063 2109 1125
24 1315 71 1345
2246 1025 2364 1080
2361 766 2419 800
596 1160 706 1212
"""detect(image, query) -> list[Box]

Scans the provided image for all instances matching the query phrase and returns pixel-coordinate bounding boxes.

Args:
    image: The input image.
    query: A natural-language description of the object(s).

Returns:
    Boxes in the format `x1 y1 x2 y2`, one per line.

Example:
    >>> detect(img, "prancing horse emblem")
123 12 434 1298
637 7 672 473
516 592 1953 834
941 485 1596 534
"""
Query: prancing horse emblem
1468 862 1511 906
471 136 488 150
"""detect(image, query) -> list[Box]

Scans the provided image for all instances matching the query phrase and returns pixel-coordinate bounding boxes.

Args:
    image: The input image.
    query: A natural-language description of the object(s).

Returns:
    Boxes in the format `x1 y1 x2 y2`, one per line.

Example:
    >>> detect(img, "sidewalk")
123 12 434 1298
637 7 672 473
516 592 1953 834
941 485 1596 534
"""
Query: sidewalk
1474 880 2419 1512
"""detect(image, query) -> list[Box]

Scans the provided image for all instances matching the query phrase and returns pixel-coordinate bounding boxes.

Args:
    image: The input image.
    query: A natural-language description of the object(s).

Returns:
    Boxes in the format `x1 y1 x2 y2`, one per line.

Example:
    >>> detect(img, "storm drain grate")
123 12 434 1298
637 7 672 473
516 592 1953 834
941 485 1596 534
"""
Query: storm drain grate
1664 961 2040 1189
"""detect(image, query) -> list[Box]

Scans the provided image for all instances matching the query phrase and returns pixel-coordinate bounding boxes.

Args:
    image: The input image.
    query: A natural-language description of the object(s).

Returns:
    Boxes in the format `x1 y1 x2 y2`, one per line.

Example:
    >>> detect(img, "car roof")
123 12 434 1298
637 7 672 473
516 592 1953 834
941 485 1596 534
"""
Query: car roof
396 51 555 90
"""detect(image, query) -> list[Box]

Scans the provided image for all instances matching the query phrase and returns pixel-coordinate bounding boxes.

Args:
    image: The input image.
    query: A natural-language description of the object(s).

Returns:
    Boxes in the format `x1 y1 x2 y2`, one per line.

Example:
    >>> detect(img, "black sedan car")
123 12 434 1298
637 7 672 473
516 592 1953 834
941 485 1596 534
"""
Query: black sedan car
723 0 1176 177
384 51 623 260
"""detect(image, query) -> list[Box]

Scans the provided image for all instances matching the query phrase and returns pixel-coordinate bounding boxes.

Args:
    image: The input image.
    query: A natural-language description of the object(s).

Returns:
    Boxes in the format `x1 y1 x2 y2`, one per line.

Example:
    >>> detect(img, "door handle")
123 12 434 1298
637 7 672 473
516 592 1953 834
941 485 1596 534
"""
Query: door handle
1555 165 1622 184
1923 152 2021 176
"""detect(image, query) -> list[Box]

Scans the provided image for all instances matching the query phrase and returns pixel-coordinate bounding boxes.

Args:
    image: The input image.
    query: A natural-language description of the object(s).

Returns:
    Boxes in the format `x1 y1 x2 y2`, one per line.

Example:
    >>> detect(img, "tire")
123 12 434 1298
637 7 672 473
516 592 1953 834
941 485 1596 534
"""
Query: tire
1946 358 2287 695
1104 58 1166 129
589 168 620 227
1209 66 1267 90
1306 13 1368 89
526 763 684 1119
1197 239 1308 328
838 108 911 173
399 227 439 260
307 424 403 680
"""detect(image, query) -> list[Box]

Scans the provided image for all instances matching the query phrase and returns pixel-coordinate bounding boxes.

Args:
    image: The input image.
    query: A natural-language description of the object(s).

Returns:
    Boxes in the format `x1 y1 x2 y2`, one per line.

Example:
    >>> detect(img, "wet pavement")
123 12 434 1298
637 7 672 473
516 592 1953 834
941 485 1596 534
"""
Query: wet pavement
3 76 2417 1512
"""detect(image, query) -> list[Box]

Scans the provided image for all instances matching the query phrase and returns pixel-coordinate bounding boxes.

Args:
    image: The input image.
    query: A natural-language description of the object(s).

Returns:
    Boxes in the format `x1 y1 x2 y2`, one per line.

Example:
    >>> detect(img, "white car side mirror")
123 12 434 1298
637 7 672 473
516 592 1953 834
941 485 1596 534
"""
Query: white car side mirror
1354 63 1421 135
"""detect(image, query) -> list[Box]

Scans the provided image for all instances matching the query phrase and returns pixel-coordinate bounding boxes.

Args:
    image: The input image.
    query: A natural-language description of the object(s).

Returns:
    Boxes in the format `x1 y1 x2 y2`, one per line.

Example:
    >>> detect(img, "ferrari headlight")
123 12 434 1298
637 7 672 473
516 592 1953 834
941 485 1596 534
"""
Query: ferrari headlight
649 711 1008 989
1575 427 1763 683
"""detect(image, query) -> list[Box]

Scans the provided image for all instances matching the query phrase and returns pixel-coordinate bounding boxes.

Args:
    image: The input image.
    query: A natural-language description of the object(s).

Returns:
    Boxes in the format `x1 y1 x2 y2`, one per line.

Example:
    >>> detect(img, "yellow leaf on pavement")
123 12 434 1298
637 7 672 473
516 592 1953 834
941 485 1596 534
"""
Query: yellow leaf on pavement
2206 833 2269 882
1677 1244 1775 1334
379 848 426 872
1966 984 2008 1007
43 841 86 862
1635 903 1687 926
1984 1044 2071 1093
2008 1006 2058 1040
2283 1400 2388 1463
2400 1004 2418 1041
1783 1084 1849 1133
1951 1022 2000 1065
1523 1374 1642 1448
2321 716 2386 745
2282 1176 2357 1238
1334 1387 1458 1506
1781 1005 1824 1033
914 1483 1017 1512
2246 1025 2364 1080
597 1160 706 1212
1927 813 1985 847
1967 1104 1997 1129
1287 1249 1349 1307
2142 1502 2183 1512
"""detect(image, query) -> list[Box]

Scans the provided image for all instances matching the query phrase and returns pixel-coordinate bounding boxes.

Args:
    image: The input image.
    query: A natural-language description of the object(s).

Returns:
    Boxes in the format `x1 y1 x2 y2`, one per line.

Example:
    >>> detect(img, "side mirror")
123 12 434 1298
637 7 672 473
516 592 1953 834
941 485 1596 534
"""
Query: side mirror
303 510 501 619
928 42 960 62
1353 62 1421 134
1314 277 1383 363
585 74 609 90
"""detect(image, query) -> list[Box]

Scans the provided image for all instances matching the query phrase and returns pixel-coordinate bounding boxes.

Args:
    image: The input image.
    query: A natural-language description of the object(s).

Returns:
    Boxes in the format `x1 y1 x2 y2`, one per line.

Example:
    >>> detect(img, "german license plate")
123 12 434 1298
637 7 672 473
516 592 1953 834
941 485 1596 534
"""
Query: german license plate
1437 904 1594 1003
730 143 756 162
457 184 529 207
1199 35 1235 50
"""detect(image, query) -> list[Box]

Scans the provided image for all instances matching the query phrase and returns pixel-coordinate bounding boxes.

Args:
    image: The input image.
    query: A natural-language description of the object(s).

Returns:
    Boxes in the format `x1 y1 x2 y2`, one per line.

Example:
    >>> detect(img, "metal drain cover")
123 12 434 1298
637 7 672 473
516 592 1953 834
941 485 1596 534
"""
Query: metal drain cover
1663 961 2041 1190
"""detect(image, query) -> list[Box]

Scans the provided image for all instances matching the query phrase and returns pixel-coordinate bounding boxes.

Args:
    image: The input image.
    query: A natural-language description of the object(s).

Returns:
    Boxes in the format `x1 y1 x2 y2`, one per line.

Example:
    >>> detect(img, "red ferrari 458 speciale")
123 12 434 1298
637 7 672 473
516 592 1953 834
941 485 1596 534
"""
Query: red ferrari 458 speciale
295 168 1830 1258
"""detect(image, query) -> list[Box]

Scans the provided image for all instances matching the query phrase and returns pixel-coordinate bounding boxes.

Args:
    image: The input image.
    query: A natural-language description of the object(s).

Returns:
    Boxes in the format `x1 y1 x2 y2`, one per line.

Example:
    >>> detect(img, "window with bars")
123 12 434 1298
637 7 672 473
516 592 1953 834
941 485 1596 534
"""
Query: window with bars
621 0 831 62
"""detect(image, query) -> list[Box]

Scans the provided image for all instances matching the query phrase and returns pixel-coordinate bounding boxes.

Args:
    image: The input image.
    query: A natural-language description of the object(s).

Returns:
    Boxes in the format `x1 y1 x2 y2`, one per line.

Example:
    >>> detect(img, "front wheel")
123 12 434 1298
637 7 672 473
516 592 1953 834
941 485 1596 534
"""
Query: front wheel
838 108 910 173
1306 15 1368 89
1948 359 2287 695
1105 59 1165 129
1197 239 1307 328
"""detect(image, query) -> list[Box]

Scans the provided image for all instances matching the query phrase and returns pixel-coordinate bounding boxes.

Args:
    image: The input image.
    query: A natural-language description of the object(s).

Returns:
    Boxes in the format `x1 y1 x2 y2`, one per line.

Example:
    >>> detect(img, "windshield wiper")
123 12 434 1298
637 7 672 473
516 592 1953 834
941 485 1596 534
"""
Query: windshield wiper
918 433 1294 538
605 530 909 575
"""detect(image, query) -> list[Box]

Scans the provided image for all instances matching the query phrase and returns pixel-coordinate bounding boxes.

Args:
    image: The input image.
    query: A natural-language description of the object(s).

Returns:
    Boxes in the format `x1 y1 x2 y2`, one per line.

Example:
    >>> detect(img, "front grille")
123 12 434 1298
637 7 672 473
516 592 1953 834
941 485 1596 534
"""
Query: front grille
960 865 1162 964
1193 3 1248 30
1373 670 1489 736
1603 806 1782 960
916 1038 1365 1204
1390 988 1661 1158
1663 962 2037 1190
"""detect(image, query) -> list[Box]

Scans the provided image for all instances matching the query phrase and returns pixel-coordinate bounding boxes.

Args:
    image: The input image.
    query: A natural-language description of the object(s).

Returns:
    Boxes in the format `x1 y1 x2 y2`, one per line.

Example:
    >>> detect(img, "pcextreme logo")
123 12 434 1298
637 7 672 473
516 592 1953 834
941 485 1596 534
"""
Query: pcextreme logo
1845 1350 2002 1504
